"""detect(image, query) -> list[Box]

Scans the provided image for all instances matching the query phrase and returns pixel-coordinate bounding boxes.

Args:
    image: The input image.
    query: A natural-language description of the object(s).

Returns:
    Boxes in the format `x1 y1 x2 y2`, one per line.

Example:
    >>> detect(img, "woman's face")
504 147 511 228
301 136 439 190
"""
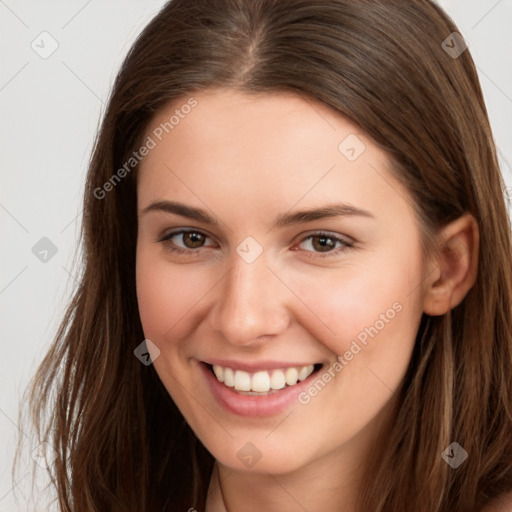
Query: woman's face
136 88 427 475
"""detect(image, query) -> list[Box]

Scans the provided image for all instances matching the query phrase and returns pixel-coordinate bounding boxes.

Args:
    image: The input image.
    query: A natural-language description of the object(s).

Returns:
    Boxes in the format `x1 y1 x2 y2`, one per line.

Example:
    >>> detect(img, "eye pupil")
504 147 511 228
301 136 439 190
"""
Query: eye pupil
184 232 204 248
313 235 335 252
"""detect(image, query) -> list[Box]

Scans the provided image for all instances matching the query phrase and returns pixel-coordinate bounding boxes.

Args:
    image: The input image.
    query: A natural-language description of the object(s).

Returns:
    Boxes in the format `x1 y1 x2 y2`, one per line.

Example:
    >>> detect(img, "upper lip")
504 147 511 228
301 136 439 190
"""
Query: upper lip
202 358 320 372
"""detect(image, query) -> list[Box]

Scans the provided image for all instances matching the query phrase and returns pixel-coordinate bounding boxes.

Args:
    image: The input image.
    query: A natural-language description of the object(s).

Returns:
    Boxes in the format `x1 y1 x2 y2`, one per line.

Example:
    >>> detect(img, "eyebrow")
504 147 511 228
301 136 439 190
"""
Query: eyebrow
140 200 375 228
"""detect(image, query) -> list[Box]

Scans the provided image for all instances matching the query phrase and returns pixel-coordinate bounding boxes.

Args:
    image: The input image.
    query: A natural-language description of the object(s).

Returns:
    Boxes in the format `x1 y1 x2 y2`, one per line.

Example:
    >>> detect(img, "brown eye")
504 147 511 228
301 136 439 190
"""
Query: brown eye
295 232 353 258
158 229 214 254
182 231 206 248
311 235 337 252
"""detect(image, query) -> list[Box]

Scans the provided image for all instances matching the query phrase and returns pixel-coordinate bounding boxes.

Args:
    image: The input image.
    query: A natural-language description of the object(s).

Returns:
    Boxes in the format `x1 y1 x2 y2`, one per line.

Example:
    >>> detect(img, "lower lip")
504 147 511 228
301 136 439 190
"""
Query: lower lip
200 362 321 417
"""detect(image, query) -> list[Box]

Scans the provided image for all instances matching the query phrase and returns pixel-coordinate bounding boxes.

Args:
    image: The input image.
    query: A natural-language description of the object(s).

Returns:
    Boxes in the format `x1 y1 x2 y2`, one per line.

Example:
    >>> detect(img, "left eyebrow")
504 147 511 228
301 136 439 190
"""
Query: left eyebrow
139 200 375 228
273 203 375 228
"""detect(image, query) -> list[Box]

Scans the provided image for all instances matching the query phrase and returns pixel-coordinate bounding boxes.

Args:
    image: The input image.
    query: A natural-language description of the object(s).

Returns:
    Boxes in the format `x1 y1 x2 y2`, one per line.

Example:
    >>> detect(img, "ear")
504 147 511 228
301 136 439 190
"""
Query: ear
423 213 479 316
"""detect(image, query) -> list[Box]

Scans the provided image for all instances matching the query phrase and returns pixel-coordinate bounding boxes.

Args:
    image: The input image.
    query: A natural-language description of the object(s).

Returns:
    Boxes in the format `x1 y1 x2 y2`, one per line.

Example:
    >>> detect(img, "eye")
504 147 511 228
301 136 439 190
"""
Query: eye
294 231 353 258
158 229 215 254
157 228 354 259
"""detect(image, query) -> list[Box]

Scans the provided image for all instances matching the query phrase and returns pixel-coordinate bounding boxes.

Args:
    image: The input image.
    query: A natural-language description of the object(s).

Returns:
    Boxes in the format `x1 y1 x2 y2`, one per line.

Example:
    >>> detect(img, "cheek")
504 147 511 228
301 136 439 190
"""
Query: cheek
288 264 422 439
135 248 209 340
289 252 423 362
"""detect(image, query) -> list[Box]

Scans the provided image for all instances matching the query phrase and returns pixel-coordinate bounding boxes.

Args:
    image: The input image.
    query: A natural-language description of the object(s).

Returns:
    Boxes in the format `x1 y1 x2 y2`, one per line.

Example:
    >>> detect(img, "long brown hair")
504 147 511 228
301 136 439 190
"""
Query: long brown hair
14 0 512 510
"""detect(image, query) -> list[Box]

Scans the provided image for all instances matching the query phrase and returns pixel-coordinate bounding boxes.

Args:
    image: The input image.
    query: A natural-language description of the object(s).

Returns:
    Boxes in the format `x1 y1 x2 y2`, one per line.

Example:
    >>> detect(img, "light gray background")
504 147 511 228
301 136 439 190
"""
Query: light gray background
1 1 511 509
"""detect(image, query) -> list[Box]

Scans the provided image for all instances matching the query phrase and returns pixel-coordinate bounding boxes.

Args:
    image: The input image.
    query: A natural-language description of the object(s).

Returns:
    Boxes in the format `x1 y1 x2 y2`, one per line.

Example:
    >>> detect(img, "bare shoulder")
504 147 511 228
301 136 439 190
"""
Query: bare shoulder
480 491 512 512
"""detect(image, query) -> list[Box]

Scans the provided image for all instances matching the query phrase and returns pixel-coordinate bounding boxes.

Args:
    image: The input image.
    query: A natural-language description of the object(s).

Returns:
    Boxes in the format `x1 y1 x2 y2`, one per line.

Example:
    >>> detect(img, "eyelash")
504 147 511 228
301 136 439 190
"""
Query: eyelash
157 228 354 259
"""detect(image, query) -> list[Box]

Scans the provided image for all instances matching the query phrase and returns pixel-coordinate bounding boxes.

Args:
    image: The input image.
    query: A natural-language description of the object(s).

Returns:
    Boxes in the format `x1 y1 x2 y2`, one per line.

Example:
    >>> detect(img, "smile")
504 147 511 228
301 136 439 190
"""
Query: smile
208 364 320 394
200 361 326 416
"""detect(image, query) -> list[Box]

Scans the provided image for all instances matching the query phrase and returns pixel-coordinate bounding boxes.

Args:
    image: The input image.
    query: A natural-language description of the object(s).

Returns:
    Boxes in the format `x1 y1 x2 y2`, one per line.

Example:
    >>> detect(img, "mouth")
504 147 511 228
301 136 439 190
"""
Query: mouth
203 362 324 395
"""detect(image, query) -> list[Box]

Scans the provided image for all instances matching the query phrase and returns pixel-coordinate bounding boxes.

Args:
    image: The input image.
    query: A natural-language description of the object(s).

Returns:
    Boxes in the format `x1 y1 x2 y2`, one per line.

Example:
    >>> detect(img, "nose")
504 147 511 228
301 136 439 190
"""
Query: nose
208 250 290 347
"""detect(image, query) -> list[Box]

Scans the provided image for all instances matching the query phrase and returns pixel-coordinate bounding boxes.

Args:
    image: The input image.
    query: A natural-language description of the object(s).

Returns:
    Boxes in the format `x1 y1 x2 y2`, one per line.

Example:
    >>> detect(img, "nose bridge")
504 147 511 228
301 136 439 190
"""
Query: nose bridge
210 249 289 345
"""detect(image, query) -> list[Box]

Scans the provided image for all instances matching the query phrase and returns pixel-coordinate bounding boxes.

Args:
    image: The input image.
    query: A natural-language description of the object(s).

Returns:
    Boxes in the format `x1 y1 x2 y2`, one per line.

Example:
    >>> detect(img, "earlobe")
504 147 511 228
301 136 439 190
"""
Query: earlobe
423 213 479 316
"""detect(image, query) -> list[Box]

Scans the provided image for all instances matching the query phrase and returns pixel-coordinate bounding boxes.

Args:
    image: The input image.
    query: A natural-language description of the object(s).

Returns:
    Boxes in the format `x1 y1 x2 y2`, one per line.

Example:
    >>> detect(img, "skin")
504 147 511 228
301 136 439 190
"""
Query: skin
135 88 479 512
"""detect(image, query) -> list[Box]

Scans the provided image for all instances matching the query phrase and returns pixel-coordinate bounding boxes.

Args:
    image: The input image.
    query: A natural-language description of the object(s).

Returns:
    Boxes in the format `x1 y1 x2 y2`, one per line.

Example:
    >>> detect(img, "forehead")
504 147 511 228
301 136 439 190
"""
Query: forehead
136 88 413 224
141 88 360 164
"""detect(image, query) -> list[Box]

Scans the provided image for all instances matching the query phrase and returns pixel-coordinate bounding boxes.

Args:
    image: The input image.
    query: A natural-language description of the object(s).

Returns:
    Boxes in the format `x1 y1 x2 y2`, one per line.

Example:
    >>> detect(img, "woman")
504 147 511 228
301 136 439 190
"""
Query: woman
15 0 512 510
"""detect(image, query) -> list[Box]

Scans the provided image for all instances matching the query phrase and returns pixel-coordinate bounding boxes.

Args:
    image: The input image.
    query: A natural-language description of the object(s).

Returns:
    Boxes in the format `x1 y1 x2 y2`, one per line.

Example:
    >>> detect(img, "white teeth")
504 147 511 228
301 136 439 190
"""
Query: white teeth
285 367 299 386
213 365 224 382
298 365 314 381
270 370 286 390
234 370 251 391
252 371 271 392
210 364 317 392
223 367 234 387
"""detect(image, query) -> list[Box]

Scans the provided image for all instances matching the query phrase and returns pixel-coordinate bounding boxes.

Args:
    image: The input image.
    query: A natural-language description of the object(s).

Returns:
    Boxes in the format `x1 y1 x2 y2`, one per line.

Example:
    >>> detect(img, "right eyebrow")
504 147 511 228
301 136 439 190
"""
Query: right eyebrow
139 200 219 225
